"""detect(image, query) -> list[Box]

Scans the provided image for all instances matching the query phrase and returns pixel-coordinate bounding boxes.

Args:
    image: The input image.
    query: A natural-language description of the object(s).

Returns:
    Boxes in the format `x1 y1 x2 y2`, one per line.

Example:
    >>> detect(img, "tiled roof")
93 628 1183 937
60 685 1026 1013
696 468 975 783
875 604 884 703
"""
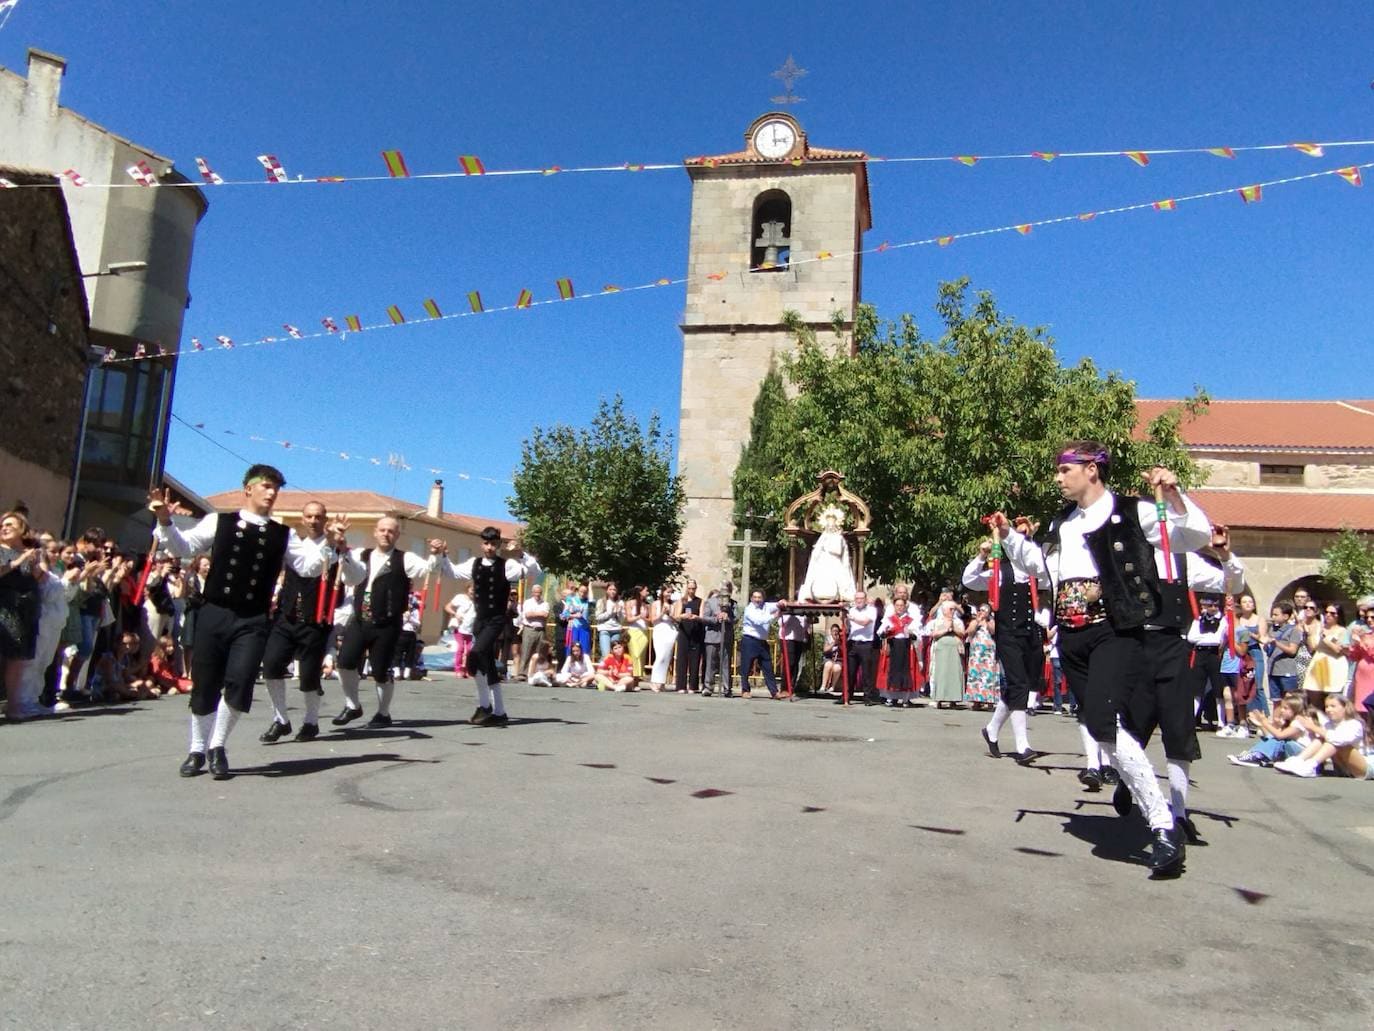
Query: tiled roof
1136 399 1374 452
205 489 522 538
684 144 868 166
1191 488 1374 532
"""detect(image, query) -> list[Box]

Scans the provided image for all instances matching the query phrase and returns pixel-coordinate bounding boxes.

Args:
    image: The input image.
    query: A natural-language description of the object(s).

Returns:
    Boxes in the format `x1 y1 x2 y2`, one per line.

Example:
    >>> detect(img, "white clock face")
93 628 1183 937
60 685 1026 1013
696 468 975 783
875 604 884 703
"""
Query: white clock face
754 120 797 159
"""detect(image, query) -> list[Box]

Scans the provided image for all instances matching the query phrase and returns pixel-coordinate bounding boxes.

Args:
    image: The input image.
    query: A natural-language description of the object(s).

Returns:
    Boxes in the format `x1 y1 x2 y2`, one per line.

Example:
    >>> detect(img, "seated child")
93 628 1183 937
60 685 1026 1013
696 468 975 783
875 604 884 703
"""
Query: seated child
1275 693 1371 779
147 635 191 695
526 642 554 687
1228 692 1307 766
554 642 596 688
595 638 638 692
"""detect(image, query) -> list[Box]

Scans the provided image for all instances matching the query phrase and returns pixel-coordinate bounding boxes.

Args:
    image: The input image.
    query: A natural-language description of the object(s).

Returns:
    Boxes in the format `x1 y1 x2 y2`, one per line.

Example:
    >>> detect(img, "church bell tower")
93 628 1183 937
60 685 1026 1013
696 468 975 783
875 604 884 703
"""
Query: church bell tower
677 112 871 590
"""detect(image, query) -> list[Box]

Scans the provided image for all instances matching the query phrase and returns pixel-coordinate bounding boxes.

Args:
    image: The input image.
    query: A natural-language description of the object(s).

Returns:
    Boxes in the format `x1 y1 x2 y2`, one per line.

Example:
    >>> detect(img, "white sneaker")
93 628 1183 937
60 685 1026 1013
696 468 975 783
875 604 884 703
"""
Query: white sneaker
1290 761 1320 778
1215 725 1235 738
1232 726 1250 739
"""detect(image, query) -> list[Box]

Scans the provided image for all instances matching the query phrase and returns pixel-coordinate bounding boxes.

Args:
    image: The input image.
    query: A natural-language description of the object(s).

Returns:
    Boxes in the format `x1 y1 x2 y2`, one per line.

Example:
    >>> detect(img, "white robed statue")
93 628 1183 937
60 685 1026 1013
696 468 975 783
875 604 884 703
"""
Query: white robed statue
797 505 857 603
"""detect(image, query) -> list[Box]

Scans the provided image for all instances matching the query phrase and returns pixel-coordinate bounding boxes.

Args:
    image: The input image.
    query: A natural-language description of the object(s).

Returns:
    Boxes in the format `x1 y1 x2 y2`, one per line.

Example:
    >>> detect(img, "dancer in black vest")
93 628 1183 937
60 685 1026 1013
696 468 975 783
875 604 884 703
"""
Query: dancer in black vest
1122 534 1245 843
259 502 349 743
963 517 1050 764
435 527 541 726
334 516 444 728
150 465 325 781
1044 442 1212 878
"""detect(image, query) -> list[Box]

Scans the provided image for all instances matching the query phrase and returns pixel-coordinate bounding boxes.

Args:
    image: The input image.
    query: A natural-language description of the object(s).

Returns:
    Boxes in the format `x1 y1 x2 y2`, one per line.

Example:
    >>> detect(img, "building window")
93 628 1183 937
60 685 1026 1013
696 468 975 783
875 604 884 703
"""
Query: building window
1259 463 1305 486
750 190 791 272
81 362 164 486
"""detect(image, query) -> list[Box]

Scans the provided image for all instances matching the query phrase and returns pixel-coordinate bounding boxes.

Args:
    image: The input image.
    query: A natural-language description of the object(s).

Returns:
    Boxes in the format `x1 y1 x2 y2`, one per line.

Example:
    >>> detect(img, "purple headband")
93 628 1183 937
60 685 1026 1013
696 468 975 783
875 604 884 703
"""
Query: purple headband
1057 448 1110 466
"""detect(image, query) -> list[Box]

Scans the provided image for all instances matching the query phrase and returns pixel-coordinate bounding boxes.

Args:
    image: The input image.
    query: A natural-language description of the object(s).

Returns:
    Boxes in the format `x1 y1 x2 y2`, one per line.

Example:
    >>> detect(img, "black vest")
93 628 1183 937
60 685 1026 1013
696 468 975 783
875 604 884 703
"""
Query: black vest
354 548 410 628
994 557 1036 632
203 513 290 617
1050 494 1162 631
276 545 339 626
1155 551 1194 631
471 557 510 620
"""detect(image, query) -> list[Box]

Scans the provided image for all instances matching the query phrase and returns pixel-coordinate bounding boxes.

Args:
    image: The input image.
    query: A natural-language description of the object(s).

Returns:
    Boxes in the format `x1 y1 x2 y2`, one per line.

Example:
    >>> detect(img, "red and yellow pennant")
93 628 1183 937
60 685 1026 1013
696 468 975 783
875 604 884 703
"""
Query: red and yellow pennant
1208 147 1236 159
1238 184 1263 204
1152 199 1176 211
515 288 533 309
1077 212 1098 221
1123 151 1150 167
954 155 979 167
467 291 484 313
817 250 833 259
789 158 804 167
541 166 561 175
458 155 485 175
555 278 575 300
706 271 727 281
624 162 645 172
602 284 621 293
1289 142 1323 157
1031 151 1058 162
1014 224 1032 235
386 305 406 324
1337 166 1364 187
937 236 953 247
422 298 442 319
345 315 362 332
381 150 410 178
655 277 672 286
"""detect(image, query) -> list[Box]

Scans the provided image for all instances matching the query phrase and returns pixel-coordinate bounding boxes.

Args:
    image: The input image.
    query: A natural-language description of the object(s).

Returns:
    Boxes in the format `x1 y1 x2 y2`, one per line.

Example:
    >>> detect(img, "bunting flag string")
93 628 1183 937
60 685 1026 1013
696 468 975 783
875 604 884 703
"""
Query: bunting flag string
174 413 513 486
104 160 1371 367
10 137 1374 191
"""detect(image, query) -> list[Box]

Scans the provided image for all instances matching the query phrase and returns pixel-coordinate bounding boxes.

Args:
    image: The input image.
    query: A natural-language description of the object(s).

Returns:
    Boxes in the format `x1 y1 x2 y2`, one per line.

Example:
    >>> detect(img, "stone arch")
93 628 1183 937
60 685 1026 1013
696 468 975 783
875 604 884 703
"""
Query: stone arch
1270 573 1352 614
750 189 792 271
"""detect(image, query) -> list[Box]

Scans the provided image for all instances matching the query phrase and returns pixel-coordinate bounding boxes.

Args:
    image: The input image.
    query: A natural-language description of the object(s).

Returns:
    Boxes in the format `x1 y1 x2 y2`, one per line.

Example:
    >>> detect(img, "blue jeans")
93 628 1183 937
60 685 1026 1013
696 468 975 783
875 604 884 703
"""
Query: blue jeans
1269 674 1297 699
1248 736 1302 761
76 613 99 658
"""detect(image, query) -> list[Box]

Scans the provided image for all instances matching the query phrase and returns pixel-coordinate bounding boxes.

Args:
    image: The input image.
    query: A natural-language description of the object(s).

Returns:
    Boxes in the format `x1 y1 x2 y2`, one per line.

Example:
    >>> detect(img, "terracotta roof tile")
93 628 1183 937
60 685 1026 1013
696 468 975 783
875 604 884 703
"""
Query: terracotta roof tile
1136 399 1374 452
204 489 522 538
685 144 868 166
1191 488 1374 532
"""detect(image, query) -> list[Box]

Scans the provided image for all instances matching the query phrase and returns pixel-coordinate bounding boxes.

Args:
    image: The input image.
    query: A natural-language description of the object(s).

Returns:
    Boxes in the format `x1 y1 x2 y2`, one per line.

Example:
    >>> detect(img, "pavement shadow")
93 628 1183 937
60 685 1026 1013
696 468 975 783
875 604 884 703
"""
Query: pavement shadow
506 717 588 727
328 728 433 741
22 705 144 721
1015 807 1154 867
235 752 438 778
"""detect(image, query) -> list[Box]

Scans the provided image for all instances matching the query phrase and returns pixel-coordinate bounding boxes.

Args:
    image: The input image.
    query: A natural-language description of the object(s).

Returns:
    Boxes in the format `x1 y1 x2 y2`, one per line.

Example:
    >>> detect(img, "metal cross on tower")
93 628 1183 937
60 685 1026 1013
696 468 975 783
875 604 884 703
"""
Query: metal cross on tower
770 55 807 105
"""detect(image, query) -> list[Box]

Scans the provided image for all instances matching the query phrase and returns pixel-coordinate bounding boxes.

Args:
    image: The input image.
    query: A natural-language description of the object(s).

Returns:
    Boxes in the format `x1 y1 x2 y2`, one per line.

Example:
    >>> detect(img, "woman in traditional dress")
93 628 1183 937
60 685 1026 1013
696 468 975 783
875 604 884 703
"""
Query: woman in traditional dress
925 594 966 709
878 596 921 707
963 603 1000 710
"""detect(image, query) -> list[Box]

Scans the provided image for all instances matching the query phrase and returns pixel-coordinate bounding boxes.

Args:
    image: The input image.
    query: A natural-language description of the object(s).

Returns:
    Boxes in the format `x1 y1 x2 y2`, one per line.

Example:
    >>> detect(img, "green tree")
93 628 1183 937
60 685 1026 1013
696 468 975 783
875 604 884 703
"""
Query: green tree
732 279 1206 596
730 360 794 595
509 395 685 588
1320 527 1374 599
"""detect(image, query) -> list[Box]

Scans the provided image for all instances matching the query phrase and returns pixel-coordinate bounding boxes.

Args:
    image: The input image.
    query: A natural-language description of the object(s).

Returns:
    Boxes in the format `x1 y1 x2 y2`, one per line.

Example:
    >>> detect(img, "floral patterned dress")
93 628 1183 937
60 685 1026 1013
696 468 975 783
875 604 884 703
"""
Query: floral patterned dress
964 622 1000 705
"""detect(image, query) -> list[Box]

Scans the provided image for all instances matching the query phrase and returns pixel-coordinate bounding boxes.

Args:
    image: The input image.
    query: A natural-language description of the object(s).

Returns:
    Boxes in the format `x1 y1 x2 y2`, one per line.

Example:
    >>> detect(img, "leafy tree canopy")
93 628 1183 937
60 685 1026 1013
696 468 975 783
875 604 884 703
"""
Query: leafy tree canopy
509 395 685 588
732 279 1207 596
1320 528 1374 601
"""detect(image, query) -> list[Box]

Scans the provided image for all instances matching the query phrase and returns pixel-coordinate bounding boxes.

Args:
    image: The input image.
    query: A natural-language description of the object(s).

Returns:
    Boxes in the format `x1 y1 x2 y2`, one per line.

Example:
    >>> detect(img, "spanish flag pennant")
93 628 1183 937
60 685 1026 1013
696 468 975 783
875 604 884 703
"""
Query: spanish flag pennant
1031 151 1058 162
937 236 953 247
702 158 719 168
541 166 561 175
1152 199 1176 212
817 250 833 260
758 261 777 270
624 162 645 172
789 157 804 167
283 324 303 339
1336 166 1363 187
467 291 484 313
515 289 533 309
1123 151 1150 167
381 150 410 178
555 278 575 300
1207 147 1236 159
1289 142 1323 157
386 305 406 324
1014 224 1032 235
954 155 979 167
321 317 339 333
315 176 346 183
1238 184 1262 204
655 278 671 286
1077 212 1098 221
423 298 442 319
602 284 621 293
706 272 727 281
876 241 890 253
345 315 362 332
458 155 486 175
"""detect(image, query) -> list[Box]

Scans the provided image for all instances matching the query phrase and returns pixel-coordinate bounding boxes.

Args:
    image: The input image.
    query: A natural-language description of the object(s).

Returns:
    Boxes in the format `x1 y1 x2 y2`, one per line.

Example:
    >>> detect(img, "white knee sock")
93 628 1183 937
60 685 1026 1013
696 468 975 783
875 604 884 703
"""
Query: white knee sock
1079 724 1101 769
986 700 1009 740
491 684 506 717
376 681 395 717
1010 710 1030 753
474 670 492 709
339 668 361 710
209 697 241 749
1167 760 1190 819
265 679 288 724
1103 728 1172 831
189 712 214 753
1028 691 1040 710
304 691 321 724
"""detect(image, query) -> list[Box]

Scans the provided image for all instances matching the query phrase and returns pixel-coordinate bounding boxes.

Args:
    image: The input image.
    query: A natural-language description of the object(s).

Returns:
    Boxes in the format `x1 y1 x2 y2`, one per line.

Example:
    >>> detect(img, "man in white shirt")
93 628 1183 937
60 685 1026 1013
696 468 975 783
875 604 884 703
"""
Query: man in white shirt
334 517 445 728
150 464 330 781
1046 441 1212 878
434 527 541 726
737 590 780 699
846 590 879 705
516 583 550 681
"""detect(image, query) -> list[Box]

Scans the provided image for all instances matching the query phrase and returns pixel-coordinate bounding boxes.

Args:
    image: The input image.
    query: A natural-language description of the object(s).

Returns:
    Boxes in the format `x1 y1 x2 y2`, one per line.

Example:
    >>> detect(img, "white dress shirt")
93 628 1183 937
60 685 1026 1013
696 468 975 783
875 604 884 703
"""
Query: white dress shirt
341 546 436 588
961 527 1051 591
438 552 541 586
154 510 328 577
847 603 878 641
1051 491 1211 585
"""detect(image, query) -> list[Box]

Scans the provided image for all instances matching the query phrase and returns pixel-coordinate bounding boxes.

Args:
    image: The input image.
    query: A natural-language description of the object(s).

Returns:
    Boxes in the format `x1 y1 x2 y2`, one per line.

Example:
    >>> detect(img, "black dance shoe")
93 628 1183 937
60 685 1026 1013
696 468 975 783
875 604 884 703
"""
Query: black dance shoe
469 706 491 725
331 706 364 726
484 712 510 728
259 720 292 743
1077 768 1103 791
1100 766 1121 786
980 727 1001 758
1175 814 1205 846
208 747 231 780
1012 748 1037 766
1148 828 1185 878
1111 781 1133 818
294 723 319 742
367 712 393 728
179 751 205 777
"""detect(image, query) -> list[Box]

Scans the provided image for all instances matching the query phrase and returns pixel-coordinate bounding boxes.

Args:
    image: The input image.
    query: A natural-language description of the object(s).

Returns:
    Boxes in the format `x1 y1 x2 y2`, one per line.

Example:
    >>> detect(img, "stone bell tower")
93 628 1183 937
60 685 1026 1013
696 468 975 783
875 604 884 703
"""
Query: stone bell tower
677 112 871 590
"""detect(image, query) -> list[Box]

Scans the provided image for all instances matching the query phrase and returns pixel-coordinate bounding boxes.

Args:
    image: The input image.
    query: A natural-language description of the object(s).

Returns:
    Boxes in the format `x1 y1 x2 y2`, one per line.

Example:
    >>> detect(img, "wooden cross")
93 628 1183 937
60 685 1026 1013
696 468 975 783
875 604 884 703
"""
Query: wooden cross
728 528 769 603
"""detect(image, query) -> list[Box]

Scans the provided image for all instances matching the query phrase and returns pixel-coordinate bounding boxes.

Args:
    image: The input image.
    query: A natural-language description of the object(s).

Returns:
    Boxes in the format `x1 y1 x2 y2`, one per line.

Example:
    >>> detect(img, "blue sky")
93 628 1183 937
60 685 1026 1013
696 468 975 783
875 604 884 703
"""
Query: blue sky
5 1 1374 519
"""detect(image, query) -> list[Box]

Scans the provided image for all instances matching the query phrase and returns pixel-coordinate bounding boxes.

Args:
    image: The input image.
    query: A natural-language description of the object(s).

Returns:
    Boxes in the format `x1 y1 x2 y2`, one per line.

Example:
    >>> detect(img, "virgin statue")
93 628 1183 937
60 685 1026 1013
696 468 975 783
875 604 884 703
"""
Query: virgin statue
797 505 857 603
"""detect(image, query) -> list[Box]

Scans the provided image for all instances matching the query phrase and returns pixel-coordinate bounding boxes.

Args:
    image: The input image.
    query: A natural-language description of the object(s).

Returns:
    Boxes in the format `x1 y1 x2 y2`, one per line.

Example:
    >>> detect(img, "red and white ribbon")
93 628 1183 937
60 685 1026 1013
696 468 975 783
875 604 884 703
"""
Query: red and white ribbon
62 168 88 187
257 154 288 183
194 157 224 185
